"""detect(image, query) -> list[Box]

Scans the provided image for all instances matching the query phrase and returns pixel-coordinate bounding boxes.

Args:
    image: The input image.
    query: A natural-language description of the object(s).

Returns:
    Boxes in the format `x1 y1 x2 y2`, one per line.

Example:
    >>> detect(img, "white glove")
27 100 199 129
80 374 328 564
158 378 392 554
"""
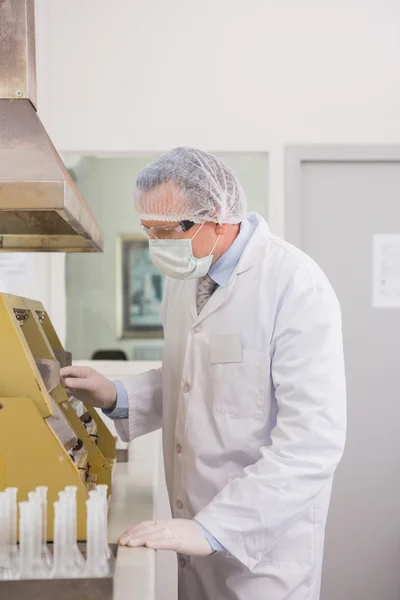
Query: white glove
118 519 213 557
60 366 117 411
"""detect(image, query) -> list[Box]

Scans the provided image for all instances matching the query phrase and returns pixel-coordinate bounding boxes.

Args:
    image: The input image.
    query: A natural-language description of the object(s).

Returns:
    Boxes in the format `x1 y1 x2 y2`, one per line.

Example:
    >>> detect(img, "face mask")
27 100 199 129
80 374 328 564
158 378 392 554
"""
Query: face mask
149 224 220 280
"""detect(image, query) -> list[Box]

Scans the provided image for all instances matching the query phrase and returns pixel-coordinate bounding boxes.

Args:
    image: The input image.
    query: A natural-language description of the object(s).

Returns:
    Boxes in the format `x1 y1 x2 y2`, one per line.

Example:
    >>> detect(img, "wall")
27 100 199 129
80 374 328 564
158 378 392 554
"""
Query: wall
35 0 400 239
66 153 268 359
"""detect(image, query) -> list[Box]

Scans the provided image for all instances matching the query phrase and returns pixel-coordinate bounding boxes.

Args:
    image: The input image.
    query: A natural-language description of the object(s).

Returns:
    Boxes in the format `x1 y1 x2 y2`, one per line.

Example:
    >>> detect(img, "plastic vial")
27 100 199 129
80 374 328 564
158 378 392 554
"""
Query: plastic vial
51 500 69 578
35 486 52 567
64 486 84 569
27 491 45 576
85 494 109 577
96 485 111 560
19 501 34 579
5 489 18 559
0 492 11 579
5 488 18 576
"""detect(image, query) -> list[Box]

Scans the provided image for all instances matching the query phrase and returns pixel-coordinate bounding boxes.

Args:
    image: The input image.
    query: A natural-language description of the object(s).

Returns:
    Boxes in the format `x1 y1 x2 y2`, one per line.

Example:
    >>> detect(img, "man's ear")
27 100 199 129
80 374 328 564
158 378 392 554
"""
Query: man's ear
215 223 228 235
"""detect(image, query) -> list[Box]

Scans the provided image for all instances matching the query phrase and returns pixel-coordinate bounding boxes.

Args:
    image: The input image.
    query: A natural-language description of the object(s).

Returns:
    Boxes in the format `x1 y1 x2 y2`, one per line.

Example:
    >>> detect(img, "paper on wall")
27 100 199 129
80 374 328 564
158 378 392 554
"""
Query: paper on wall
0 253 36 297
372 234 400 308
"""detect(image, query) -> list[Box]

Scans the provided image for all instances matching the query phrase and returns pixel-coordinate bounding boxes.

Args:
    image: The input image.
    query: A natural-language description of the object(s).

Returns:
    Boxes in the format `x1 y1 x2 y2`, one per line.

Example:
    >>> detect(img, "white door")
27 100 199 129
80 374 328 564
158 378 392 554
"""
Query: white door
285 146 400 600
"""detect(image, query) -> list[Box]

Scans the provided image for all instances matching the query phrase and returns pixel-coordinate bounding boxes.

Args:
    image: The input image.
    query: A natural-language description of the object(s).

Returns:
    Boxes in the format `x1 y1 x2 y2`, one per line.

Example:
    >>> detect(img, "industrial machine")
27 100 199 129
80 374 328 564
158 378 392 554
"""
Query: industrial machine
0 292 116 541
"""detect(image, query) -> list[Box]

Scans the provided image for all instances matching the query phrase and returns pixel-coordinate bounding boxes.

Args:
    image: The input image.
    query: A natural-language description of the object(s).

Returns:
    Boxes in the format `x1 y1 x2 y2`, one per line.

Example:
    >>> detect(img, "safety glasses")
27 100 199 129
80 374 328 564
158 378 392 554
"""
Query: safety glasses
141 220 196 240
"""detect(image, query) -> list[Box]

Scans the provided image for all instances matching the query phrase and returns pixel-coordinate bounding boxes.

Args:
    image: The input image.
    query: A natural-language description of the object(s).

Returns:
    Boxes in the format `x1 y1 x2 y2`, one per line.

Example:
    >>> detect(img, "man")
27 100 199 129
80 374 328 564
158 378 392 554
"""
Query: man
61 147 346 600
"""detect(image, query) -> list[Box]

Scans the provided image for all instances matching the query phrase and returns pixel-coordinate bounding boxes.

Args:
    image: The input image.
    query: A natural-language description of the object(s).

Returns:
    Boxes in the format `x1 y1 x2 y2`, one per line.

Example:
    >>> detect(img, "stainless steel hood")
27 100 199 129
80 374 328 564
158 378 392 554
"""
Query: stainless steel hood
0 0 103 252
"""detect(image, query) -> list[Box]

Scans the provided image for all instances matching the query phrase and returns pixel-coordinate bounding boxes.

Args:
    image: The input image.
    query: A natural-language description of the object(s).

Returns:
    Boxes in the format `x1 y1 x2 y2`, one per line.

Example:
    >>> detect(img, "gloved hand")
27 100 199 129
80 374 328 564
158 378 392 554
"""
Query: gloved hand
60 366 117 411
118 519 213 557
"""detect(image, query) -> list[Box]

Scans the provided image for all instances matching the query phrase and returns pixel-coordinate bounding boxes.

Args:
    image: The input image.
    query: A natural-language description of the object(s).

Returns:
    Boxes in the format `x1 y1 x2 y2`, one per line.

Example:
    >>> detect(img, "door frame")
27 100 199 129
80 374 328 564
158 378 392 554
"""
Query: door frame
285 145 400 247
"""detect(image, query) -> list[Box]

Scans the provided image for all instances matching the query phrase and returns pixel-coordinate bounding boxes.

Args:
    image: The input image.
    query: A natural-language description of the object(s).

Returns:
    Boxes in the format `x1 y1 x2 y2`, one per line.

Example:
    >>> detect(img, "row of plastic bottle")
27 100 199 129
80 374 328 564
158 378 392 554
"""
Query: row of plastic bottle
0 484 111 580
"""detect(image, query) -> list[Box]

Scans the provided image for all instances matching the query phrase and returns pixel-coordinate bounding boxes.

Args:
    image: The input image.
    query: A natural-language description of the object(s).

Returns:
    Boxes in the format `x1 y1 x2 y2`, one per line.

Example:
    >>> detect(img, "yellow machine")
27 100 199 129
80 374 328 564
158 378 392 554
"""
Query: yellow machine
0 292 116 540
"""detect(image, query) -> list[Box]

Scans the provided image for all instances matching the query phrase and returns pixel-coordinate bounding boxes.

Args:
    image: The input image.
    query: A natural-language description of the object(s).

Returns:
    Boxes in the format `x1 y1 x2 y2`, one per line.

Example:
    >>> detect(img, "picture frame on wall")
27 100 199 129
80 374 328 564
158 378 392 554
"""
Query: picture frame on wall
117 234 165 338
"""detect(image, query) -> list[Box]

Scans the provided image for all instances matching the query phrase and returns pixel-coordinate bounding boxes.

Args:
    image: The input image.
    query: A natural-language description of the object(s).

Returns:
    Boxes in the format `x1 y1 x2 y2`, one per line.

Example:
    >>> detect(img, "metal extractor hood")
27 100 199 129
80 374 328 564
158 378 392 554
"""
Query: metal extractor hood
0 0 103 252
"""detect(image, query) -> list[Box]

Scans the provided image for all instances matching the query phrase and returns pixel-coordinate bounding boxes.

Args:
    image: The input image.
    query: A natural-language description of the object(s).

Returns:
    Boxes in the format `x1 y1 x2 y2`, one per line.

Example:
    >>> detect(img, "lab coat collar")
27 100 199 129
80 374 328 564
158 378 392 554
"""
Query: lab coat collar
193 213 270 324
236 213 270 275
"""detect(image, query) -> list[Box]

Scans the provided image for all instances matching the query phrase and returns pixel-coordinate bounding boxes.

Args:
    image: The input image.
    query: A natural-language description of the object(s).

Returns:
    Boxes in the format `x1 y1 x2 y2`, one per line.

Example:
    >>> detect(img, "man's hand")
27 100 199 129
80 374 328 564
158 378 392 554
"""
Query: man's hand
60 366 117 411
118 519 213 557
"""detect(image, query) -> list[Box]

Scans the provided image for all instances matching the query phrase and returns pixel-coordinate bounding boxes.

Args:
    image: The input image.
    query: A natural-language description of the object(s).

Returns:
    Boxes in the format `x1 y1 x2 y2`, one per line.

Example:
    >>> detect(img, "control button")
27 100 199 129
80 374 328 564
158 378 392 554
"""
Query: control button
179 557 187 568
176 499 184 510
72 438 83 452
176 443 182 454
182 382 191 393
193 325 201 333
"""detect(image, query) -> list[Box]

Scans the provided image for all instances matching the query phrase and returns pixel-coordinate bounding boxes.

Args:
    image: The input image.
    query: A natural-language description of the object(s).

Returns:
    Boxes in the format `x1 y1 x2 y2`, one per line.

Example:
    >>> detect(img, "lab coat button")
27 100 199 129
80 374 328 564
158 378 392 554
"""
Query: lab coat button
182 382 191 393
176 443 182 454
176 499 184 510
194 325 201 333
179 557 187 568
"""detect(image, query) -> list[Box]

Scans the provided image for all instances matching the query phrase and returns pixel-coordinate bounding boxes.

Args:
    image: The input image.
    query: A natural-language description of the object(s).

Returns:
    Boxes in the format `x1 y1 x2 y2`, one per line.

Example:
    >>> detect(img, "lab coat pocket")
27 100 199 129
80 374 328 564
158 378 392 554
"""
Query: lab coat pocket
210 349 267 419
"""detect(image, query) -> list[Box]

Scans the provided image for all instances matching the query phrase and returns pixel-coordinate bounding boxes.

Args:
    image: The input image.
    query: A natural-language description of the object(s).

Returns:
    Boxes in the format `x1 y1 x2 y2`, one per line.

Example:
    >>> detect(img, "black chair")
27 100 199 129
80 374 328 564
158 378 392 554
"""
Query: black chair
91 350 128 361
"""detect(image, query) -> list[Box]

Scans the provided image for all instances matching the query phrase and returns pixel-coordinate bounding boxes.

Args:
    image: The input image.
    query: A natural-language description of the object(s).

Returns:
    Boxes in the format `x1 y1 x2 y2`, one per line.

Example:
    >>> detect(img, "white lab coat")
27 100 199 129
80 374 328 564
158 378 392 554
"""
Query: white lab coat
115 213 346 600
